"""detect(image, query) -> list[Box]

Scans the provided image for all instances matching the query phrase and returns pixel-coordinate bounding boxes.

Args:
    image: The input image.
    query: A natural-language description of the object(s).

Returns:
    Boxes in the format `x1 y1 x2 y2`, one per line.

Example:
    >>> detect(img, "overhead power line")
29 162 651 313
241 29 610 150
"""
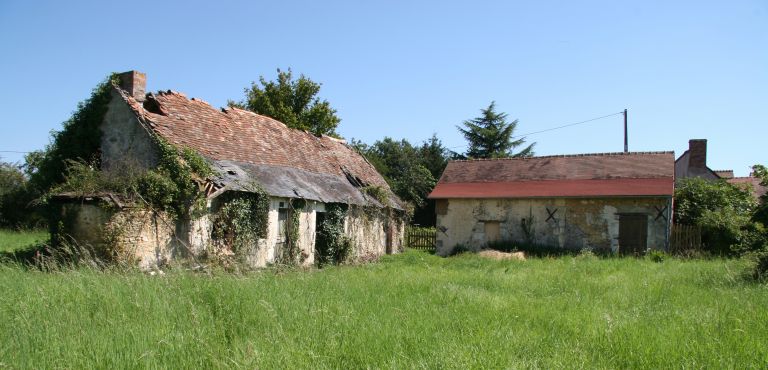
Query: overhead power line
447 111 624 149
510 111 624 139
2 112 626 154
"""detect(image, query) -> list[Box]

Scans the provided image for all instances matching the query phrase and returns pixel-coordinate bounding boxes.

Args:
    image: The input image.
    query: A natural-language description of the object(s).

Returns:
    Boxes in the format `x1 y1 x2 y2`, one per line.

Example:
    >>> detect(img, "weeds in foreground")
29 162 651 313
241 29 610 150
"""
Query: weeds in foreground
0 250 766 368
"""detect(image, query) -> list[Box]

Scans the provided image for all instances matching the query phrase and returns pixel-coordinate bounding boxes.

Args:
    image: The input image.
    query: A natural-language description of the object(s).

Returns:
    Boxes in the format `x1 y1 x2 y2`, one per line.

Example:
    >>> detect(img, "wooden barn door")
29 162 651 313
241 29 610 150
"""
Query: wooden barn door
619 214 648 255
484 221 500 244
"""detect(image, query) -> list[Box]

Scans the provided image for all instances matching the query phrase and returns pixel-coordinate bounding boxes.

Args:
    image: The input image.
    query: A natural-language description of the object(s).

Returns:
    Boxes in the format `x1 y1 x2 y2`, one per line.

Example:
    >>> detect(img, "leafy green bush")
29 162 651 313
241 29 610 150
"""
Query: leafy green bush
697 208 752 255
675 178 758 254
26 74 119 196
754 253 768 281
751 164 768 225
674 178 756 225
0 162 42 228
448 243 471 256
48 136 212 219
646 250 667 263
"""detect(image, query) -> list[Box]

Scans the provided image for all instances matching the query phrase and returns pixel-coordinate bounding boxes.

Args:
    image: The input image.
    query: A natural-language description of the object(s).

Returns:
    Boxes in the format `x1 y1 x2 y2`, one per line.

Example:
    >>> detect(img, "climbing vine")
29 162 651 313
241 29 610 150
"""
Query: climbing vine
211 186 270 258
49 135 214 222
46 130 215 261
279 198 306 265
521 207 536 246
316 203 352 266
136 136 214 219
362 185 390 207
28 73 121 194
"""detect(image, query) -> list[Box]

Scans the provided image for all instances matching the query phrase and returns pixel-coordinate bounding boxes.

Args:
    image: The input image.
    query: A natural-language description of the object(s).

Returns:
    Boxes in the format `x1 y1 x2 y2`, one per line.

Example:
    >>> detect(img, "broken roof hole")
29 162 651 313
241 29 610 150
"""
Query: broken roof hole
342 168 364 188
143 96 167 116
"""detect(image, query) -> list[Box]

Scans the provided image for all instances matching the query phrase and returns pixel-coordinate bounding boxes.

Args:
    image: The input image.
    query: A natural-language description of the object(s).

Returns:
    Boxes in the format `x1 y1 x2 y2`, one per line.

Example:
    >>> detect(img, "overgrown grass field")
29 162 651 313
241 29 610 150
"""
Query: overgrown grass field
1 232 767 368
0 229 47 253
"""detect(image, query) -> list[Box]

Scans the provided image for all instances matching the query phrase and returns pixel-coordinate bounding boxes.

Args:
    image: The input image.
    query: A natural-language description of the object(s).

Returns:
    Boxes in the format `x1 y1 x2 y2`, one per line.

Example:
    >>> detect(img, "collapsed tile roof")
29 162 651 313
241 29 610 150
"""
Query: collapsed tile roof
115 88 401 208
429 152 675 199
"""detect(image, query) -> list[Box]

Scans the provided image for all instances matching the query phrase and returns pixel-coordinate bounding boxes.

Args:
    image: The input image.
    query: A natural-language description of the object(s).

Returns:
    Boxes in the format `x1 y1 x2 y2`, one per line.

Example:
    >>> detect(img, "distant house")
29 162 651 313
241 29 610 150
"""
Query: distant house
675 139 721 181
728 176 767 201
428 152 675 255
53 71 405 268
675 138 766 200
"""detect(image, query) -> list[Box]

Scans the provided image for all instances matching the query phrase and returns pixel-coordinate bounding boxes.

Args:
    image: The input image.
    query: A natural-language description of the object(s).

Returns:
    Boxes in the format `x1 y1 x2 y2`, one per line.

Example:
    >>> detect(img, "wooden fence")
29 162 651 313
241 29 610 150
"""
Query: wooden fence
405 227 436 252
669 224 702 254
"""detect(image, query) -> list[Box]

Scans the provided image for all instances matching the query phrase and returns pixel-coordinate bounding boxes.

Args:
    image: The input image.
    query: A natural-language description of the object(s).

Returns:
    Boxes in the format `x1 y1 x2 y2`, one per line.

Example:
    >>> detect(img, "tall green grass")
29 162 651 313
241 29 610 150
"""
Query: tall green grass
0 229 47 253
1 249 766 368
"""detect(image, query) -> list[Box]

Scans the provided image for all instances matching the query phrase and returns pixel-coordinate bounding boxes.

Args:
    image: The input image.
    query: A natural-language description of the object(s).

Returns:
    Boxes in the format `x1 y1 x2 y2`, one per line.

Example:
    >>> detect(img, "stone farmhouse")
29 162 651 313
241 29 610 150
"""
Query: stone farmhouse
428 152 675 255
53 71 405 268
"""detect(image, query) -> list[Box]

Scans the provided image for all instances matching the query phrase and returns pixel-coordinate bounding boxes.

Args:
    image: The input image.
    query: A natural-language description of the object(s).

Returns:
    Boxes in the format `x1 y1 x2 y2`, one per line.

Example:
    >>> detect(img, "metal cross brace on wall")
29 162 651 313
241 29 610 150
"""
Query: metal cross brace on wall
654 205 668 222
546 207 558 222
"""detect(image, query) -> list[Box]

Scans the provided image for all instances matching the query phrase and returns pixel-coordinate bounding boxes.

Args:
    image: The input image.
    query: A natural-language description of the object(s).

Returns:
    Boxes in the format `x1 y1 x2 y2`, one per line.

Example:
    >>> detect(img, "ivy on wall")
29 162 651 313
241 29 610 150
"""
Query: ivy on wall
362 185 390 207
278 198 306 265
211 187 270 258
27 74 121 194
315 203 352 266
40 75 405 268
136 137 214 219
50 135 214 221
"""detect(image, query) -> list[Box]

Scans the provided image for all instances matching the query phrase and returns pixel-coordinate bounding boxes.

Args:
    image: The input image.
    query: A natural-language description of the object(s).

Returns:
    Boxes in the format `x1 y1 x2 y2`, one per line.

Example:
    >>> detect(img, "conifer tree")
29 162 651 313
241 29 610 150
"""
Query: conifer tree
457 102 535 159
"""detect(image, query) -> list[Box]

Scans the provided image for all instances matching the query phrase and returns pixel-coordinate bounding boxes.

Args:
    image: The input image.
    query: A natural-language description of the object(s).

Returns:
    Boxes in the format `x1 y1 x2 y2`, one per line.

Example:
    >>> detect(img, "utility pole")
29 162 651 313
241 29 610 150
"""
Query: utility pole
623 109 628 153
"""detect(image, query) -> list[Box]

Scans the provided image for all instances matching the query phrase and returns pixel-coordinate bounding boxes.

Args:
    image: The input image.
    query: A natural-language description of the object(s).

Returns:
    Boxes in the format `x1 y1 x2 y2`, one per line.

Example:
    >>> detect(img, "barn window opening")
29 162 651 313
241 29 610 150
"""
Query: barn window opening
277 206 288 244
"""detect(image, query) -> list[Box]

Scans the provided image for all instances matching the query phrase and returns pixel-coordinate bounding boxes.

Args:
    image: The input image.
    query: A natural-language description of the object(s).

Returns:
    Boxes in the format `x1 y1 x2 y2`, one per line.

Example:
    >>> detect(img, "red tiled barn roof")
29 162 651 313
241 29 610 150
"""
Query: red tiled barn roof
429 152 675 199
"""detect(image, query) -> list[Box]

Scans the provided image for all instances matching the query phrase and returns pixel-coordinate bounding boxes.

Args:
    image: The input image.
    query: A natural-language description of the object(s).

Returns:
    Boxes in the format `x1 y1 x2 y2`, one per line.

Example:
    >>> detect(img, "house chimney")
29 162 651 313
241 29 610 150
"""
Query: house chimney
117 71 146 102
688 139 707 169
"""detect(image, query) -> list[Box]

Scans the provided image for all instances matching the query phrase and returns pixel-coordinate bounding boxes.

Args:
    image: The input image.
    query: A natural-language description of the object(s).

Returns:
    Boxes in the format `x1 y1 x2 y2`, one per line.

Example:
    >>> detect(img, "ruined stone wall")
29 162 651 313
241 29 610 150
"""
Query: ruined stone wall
239 198 320 267
186 214 212 256
110 208 177 269
100 89 159 171
435 197 671 256
58 197 403 269
246 200 402 266
56 203 113 250
55 203 179 269
297 201 319 265
345 206 404 259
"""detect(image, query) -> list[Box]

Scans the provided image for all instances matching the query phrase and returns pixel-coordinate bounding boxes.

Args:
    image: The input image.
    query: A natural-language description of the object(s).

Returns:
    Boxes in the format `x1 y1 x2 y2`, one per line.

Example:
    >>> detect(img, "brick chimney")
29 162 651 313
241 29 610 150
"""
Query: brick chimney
688 139 707 169
117 71 146 102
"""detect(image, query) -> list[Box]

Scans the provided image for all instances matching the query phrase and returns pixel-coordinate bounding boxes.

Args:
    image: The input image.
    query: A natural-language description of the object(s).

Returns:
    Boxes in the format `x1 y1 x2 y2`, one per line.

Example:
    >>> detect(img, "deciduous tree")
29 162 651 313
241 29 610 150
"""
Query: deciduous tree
235 68 341 137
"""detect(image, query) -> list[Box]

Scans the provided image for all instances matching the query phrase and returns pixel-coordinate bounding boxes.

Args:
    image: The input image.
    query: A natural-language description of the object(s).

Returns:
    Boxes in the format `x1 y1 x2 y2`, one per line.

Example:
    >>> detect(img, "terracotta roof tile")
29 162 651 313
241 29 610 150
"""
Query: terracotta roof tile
714 170 734 179
430 152 675 198
728 177 767 200
116 88 396 205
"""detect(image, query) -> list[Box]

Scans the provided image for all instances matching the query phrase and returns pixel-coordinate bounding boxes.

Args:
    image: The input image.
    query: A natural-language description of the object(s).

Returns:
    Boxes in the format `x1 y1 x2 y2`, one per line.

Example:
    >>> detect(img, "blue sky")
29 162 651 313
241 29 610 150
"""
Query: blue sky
0 0 766 175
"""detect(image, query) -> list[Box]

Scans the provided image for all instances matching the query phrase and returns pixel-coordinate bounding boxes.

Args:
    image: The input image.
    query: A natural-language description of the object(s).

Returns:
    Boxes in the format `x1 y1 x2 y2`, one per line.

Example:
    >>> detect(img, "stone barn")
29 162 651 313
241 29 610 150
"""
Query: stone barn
428 152 675 255
52 71 406 269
